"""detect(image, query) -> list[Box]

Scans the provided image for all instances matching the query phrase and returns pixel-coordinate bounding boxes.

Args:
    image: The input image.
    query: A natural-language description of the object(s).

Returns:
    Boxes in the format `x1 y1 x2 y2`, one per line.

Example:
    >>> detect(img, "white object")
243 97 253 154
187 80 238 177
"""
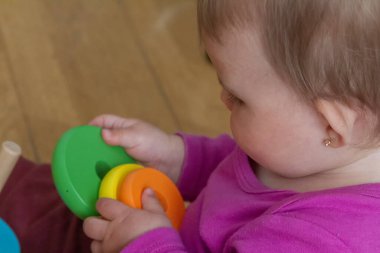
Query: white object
0 141 22 192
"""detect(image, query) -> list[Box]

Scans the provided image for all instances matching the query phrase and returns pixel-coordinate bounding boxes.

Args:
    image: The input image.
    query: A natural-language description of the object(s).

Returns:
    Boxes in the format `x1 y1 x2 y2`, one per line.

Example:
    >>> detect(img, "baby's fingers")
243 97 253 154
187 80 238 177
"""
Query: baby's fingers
96 198 130 221
83 217 108 241
90 240 103 253
101 128 138 149
89 114 138 129
142 188 165 214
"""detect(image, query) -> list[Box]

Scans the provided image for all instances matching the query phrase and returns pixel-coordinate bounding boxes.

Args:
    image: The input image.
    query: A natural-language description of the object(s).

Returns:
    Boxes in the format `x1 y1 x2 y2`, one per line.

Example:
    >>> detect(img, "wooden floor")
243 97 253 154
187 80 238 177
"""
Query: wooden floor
0 0 229 163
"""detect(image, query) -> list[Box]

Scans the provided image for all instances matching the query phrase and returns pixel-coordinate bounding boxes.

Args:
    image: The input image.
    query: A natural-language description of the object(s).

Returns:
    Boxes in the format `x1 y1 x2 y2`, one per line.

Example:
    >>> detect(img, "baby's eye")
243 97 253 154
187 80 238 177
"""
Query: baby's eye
221 89 243 110
226 91 243 105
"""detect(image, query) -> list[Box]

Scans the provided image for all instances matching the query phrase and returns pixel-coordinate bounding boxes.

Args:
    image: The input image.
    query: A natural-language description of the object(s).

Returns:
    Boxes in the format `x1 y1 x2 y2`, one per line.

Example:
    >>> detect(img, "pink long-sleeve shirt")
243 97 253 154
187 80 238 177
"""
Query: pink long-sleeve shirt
123 134 380 252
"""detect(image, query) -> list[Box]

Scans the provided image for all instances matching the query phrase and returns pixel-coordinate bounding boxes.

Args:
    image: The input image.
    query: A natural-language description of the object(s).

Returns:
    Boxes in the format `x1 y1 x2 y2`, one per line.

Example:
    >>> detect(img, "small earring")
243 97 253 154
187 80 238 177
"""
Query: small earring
323 138 332 147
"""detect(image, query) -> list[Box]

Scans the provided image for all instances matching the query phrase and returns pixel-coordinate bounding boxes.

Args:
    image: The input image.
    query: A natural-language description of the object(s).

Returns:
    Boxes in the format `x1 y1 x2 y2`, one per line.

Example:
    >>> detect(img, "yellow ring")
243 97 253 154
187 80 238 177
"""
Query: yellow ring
99 164 143 199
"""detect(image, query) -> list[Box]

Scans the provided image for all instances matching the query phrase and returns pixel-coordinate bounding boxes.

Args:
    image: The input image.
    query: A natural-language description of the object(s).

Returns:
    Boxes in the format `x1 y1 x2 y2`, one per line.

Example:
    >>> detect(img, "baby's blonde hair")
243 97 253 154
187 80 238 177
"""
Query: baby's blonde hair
198 0 380 140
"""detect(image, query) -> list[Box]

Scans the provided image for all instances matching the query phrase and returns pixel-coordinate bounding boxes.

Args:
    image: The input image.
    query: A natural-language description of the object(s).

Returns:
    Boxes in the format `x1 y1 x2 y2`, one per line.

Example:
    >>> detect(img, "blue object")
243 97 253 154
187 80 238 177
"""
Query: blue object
0 219 20 253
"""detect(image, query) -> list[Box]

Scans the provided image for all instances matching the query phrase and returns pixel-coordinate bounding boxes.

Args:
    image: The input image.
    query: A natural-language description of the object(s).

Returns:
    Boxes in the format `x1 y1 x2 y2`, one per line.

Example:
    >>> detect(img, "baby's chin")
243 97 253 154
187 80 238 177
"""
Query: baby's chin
247 153 321 179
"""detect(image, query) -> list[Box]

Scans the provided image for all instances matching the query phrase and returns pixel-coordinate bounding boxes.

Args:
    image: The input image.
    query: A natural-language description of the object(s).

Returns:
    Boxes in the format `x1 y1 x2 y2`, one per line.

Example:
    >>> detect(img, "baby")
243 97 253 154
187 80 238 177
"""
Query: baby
81 0 380 252
2 0 380 252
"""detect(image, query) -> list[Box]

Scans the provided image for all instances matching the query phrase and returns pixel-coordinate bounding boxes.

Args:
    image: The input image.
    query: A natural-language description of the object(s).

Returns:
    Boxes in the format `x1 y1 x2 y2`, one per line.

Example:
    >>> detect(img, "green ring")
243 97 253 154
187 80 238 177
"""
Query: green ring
52 126 136 219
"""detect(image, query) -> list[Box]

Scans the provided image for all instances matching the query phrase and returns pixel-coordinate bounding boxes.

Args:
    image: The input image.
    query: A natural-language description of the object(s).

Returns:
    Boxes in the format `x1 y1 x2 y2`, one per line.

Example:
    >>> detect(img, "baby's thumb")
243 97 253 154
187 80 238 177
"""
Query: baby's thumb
142 188 165 214
102 128 135 149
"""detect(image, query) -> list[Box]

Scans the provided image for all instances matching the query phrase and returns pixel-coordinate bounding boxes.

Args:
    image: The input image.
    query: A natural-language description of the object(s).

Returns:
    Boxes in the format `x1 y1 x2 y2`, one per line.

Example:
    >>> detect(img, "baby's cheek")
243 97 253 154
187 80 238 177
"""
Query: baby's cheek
230 117 267 158
231 115 288 170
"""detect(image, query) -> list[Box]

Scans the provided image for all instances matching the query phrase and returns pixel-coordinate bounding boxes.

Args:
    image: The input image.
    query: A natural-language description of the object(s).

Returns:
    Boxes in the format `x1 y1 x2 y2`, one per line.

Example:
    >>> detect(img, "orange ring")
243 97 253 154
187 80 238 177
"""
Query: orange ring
119 168 185 229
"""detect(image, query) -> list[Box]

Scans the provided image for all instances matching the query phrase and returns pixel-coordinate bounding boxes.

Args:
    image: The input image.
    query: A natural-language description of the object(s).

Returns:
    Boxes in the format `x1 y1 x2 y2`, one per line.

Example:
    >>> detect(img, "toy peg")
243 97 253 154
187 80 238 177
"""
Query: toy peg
0 141 22 193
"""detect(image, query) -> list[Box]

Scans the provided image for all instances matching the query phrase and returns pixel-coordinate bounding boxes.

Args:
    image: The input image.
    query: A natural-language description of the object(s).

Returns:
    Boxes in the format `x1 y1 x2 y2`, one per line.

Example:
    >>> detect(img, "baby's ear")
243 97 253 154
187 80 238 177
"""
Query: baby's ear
314 99 359 148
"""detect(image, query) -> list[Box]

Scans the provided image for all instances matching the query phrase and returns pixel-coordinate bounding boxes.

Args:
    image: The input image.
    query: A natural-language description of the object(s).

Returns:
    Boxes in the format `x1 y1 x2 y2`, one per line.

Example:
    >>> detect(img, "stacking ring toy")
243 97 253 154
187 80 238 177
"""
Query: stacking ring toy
52 126 136 219
100 166 185 229
0 219 20 253
53 125 185 229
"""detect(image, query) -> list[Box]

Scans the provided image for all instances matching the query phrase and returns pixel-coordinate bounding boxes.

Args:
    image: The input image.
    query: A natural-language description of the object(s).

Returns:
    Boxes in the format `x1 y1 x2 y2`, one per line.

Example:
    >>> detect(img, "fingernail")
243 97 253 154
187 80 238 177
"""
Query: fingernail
144 188 155 197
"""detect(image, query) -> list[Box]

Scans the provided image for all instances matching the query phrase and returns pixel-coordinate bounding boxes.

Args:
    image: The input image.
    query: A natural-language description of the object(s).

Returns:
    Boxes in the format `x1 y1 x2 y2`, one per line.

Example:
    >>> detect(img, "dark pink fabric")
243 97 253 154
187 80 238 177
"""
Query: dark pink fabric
0 157 91 253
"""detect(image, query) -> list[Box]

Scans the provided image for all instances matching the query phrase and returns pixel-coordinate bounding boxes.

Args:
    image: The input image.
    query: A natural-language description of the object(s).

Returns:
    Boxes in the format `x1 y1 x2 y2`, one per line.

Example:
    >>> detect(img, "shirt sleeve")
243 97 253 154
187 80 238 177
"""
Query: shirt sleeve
226 214 350 253
121 228 188 253
176 133 235 201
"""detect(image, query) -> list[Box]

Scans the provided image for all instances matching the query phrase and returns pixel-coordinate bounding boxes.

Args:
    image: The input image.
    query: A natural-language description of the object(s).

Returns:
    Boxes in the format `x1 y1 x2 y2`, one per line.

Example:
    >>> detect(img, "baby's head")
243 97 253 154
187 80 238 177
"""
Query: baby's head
198 0 380 180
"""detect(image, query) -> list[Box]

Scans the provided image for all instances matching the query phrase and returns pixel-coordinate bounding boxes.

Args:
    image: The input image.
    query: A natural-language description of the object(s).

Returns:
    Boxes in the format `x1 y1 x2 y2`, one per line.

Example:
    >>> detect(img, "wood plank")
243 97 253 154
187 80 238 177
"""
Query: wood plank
0 0 229 163
43 0 179 129
0 0 179 162
0 28 35 160
0 0 82 162
121 0 230 136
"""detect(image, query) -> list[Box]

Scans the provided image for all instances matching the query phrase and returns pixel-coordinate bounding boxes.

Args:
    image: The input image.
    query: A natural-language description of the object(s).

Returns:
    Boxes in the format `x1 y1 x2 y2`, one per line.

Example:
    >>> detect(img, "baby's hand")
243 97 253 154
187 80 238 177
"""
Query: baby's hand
83 189 172 253
89 114 184 183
